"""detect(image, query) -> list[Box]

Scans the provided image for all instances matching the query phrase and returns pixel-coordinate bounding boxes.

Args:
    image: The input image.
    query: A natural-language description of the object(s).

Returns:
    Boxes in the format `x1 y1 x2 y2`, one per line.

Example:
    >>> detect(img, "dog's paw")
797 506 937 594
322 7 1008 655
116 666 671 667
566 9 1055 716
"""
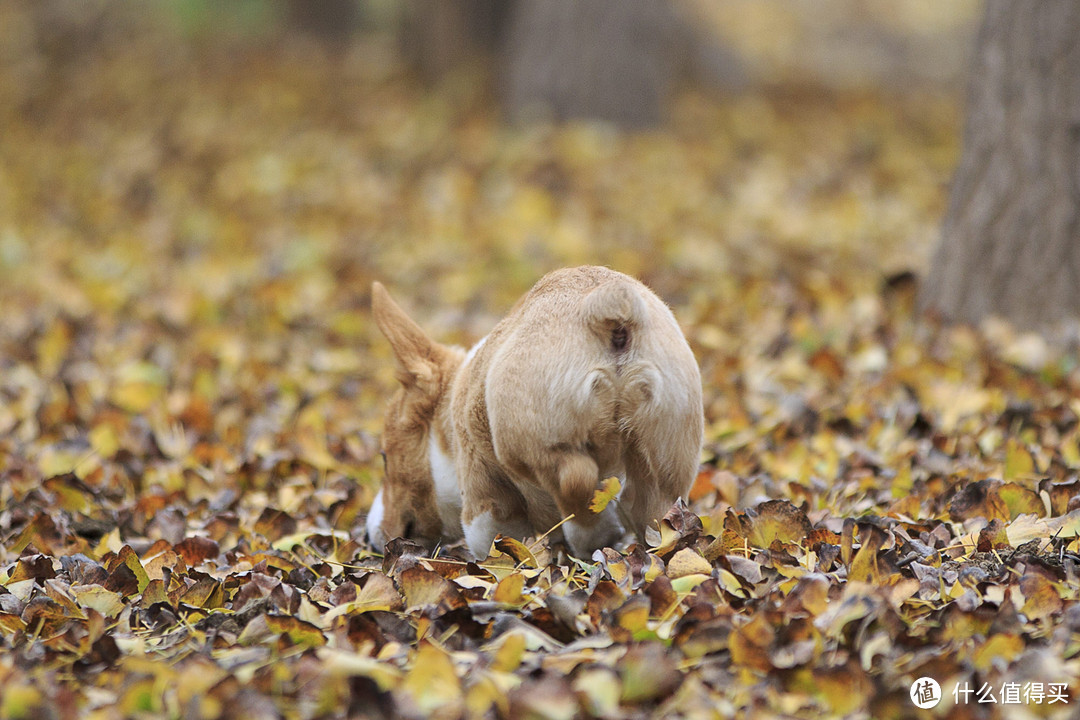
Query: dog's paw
464 511 533 560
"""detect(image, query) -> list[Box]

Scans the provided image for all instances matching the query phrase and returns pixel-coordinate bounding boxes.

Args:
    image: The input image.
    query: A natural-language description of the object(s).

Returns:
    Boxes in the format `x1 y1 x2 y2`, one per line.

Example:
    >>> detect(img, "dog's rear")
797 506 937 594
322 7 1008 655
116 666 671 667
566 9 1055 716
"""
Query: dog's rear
459 267 703 556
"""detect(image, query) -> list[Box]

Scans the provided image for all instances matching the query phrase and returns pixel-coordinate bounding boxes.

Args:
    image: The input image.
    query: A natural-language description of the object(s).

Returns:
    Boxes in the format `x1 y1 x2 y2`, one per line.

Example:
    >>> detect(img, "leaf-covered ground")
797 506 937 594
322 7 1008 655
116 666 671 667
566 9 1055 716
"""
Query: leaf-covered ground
2 9 1080 720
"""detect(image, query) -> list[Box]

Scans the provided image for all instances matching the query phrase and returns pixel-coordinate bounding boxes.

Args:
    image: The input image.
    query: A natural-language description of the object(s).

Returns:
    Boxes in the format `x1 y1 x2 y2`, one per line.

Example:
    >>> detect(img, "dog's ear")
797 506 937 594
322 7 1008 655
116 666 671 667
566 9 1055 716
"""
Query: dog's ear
372 282 442 386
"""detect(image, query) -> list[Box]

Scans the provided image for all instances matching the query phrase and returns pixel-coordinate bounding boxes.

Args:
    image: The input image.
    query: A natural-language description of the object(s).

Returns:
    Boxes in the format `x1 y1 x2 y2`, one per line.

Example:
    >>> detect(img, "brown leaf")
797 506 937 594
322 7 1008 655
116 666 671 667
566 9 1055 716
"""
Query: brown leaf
8 555 56 583
1042 478 1080 516
180 577 224 609
355 572 405 613
140 579 169 608
781 573 831 618
976 518 1009 551
729 613 775 672
848 524 889 583
264 615 327 649
949 479 1009 523
173 536 220 566
730 500 813 549
103 564 140 598
254 508 298 542
663 497 705 538
585 581 627 626
20 597 69 630
397 566 466 616
508 675 577 720
1019 569 1063 621
107 545 150 594
643 575 679 619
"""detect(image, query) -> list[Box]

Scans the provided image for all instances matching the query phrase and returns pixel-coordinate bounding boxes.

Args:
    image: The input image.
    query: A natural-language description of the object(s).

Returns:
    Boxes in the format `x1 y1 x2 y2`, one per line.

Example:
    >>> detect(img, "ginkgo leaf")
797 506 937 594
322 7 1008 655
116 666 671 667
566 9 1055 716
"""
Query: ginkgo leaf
589 477 622 514
666 548 712 579
400 642 463 717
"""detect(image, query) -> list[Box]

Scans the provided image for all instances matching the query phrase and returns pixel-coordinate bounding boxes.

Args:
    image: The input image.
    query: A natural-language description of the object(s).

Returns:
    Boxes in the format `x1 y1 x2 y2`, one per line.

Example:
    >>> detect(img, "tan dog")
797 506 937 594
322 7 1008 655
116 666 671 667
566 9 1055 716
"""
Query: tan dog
367 266 703 558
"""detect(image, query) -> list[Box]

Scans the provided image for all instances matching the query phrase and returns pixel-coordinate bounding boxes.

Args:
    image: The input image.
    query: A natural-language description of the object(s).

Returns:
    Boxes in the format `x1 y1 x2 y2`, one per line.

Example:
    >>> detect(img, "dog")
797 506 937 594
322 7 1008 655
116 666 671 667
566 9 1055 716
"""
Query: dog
366 266 703 559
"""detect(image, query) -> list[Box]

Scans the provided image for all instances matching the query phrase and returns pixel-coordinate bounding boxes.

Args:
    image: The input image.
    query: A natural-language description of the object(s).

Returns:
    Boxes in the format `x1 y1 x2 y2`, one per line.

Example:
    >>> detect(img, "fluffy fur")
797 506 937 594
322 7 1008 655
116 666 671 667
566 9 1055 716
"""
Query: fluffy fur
369 266 703 558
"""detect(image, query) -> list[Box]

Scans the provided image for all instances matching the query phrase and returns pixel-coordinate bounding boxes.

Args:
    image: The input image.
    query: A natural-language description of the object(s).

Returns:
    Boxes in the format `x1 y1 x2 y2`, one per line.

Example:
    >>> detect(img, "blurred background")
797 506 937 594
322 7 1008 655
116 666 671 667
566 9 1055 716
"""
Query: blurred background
0 0 985 496
0 0 978 307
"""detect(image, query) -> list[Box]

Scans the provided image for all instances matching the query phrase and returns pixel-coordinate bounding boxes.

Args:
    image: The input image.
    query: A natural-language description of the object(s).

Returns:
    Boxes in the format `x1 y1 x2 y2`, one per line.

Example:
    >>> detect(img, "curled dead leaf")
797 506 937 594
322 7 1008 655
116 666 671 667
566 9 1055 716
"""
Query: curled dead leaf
728 500 813 549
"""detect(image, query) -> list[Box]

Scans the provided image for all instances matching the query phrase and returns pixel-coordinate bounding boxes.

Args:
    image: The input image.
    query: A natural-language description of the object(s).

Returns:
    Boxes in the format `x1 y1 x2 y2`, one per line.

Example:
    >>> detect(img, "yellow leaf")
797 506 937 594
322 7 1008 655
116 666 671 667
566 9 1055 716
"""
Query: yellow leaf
109 361 167 413
670 574 711 594
573 668 622 718
489 631 526 673
318 648 403 691
95 527 124 556
72 585 125 618
972 633 1024 670
402 642 463 717
740 500 813 548
179 577 223 609
848 526 887 584
492 536 539 568
89 423 120 459
43 477 91 513
36 321 71 377
999 482 1045 519
1 685 45 720
666 548 712 579
113 545 150 594
36 446 86 478
465 673 515 718
1062 434 1080 468
264 615 326 648
1019 572 1063 621
1004 439 1035 481
589 477 622 514
493 573 526 607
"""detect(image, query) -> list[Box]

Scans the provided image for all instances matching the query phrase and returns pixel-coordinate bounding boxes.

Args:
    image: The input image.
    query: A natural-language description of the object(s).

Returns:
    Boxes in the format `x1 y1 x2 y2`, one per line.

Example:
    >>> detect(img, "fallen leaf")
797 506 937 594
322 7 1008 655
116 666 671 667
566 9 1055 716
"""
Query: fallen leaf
589 477 622 514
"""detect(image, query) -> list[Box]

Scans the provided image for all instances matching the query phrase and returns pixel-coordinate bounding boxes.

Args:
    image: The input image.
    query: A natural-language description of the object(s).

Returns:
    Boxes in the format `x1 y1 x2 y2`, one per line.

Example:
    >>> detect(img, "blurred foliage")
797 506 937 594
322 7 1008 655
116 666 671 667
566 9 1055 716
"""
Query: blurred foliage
163 0 281 37
2 2 1079 719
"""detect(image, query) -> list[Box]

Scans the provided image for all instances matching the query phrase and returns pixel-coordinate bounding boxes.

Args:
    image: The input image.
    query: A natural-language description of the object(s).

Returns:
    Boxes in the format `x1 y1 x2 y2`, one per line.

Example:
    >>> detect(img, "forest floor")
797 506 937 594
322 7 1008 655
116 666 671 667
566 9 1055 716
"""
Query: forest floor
1 9 1078 720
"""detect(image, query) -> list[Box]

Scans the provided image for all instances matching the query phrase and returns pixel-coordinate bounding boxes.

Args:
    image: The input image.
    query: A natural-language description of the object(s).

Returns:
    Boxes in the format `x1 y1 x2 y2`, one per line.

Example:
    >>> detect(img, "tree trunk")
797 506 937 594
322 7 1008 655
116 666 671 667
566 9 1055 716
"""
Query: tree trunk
399 0 513 83
285 0 359 44
502 0 687 127
919 1 1080 336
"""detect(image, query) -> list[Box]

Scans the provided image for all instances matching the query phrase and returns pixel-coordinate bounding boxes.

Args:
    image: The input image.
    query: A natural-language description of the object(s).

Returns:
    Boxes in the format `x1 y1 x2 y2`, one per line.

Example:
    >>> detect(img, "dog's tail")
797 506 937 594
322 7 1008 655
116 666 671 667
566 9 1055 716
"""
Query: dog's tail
582 278 647 353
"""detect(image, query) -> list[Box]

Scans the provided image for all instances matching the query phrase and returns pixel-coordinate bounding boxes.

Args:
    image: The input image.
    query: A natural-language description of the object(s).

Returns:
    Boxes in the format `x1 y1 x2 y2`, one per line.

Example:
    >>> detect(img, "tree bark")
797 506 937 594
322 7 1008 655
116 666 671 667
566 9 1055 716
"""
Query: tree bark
502 0 687 127
919 1 1080 336
399 0 512 83
284 0 360 44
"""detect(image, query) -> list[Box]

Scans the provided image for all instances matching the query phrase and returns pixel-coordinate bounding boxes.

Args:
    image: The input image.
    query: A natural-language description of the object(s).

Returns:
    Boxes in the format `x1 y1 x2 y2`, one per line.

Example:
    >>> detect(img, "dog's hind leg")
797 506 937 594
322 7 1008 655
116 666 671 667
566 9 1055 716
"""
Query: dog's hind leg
460 451 531 559
621 429 699 541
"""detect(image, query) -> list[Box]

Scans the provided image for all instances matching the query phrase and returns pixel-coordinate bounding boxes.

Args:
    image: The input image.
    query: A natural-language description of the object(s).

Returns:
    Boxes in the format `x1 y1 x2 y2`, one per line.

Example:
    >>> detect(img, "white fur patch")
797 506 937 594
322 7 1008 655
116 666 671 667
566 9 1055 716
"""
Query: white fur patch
464 335 487 365
428 433 463 536
366 490 386 548
464 510 498 560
